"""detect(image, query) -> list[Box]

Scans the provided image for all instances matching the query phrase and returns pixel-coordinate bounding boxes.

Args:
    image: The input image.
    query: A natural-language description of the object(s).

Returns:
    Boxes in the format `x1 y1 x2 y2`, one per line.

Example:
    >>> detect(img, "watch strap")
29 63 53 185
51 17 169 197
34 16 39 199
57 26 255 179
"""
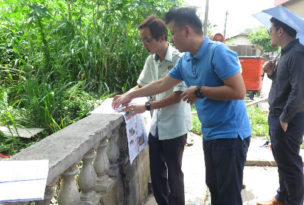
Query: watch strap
194 86 204 98
145 101 151 111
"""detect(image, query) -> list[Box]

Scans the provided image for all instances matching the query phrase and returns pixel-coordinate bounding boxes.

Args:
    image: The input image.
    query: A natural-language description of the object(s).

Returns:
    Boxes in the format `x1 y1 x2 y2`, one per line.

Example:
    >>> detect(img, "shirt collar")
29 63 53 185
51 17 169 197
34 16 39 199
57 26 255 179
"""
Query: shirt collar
186 36 210 61
281 39 298 55
154 44 173 62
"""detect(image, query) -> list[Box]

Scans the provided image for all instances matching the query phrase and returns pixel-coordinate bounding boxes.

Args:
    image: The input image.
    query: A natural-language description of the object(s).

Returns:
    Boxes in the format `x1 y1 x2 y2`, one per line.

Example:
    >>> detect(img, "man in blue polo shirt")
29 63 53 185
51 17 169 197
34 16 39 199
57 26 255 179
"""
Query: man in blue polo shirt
113 7 251 205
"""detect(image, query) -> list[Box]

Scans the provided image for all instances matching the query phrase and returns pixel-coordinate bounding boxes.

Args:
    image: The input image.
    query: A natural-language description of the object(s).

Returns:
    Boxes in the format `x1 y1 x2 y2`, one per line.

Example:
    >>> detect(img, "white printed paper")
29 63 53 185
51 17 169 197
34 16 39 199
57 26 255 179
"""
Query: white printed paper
92 97 151 165
124 105 150 164
0 160 49 203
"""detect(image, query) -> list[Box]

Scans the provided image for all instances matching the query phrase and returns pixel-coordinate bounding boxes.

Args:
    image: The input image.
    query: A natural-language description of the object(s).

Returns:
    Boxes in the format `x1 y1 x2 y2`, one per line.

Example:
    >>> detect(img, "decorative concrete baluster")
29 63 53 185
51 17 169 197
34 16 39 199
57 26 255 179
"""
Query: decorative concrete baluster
107 127 120 177
94 137 113 192
58 164 80 205
36 178 58 205
78 149 97 205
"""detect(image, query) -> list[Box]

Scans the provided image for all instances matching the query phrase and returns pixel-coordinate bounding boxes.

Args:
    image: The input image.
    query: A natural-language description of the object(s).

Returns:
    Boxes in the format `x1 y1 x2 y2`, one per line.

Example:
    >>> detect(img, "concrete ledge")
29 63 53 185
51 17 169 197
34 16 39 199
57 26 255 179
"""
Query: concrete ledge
246 137 304 166
11 113 124 184
246 160 277 167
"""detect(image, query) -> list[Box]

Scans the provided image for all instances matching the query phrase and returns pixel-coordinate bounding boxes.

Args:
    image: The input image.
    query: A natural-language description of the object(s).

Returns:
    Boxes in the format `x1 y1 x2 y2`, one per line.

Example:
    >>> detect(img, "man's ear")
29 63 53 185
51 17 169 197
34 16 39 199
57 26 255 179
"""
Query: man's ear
278 27 284 36
159 35 166 42
184 25 191 37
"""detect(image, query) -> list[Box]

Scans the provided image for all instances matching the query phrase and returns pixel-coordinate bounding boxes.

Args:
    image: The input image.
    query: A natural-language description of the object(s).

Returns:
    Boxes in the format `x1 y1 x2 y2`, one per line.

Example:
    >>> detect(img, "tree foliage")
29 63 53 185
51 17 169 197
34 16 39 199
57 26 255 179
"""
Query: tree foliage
248 27 279 53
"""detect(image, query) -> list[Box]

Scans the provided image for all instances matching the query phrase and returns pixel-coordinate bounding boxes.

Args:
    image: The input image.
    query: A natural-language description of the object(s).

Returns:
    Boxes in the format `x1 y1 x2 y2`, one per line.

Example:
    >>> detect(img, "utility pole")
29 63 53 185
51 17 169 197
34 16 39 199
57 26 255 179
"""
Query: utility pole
223 10 228 37
203 0 209 36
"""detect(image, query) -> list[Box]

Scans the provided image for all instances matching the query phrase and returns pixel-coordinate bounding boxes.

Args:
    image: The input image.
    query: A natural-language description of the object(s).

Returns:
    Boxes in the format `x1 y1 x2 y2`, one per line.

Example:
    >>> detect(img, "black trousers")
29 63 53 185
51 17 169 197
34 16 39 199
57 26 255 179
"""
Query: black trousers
269 112 304 205
203 136 250 205
148 132 187 205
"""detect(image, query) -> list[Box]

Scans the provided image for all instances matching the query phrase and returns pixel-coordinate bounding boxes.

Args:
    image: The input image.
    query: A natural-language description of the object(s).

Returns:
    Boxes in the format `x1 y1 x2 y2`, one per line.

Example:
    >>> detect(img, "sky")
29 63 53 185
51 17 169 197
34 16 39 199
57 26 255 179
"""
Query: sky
183 0 275 38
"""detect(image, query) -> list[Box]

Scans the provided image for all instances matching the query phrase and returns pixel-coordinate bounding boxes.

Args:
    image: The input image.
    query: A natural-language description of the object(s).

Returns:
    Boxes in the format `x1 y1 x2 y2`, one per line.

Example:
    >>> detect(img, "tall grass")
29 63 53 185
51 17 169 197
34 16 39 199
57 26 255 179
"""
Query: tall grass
0 0 182 154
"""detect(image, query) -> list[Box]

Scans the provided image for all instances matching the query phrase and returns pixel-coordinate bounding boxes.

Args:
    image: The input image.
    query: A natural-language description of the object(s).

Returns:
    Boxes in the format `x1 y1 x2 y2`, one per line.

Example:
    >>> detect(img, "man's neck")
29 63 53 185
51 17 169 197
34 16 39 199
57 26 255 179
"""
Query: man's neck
189 36 205 56
157 42 169 62
280 36 296 49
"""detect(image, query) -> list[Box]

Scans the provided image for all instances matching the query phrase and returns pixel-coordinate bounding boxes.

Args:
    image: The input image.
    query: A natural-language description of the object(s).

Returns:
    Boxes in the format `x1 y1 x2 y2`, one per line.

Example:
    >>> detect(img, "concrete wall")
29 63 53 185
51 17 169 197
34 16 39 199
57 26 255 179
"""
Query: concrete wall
7 113 151 205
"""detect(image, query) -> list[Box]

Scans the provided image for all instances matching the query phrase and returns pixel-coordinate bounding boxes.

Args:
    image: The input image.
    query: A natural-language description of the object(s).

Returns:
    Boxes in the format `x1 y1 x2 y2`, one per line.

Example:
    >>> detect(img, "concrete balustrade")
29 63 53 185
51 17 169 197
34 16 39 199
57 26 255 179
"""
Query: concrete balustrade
5 113 150 205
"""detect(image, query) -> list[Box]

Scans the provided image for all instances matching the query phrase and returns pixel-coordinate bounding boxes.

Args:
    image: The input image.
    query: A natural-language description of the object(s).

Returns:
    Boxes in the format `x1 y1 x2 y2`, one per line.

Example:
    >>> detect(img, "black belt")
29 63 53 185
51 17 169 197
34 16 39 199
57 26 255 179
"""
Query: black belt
269 107 283 114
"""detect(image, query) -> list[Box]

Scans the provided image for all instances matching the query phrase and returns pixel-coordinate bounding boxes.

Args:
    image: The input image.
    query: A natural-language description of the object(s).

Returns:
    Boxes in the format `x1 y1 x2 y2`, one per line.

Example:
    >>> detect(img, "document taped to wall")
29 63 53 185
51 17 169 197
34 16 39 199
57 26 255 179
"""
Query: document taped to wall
0 160 49 203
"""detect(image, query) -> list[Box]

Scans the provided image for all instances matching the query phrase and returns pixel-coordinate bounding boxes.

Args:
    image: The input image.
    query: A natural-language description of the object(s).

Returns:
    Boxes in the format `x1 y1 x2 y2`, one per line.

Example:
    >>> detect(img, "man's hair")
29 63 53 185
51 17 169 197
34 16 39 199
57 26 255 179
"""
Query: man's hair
164 7 203 35
270 17 297 38
138 15 168 41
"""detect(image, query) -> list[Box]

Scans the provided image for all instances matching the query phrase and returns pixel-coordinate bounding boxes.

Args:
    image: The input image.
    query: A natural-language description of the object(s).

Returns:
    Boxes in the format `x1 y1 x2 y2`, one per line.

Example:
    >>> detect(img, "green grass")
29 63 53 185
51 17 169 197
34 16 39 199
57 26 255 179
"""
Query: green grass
0 85 110 156
247 105 269 137
0 131 47 156
0 0 184 156
191 105 202 135
191 112 202 135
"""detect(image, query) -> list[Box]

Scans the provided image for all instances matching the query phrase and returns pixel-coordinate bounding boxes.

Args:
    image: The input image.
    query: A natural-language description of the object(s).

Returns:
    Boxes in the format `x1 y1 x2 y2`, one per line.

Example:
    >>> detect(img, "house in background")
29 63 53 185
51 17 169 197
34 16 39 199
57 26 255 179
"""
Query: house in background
226 34 263 57
275 0 304 17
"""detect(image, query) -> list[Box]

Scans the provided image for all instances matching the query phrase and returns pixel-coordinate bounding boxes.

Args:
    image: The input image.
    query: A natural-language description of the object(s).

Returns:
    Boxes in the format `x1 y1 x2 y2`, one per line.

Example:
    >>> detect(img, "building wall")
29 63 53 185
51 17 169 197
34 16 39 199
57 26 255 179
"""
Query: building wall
227 35 263 56
276 0 304 17
227 35 251 45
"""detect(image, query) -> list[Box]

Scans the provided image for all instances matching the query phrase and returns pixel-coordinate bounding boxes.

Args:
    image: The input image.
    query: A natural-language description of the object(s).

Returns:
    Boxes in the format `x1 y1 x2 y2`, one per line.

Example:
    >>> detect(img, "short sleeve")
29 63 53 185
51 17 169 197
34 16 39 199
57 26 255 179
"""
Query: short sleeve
168 57 183 81
212 44 240 80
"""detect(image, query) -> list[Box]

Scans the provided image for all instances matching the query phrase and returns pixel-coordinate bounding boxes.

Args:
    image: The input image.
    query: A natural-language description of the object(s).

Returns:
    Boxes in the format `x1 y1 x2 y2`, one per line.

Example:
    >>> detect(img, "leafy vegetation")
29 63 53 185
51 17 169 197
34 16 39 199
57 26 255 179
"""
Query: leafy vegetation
248 27 279 53
247 105 269 137
191 106 202 135
0 0 182 155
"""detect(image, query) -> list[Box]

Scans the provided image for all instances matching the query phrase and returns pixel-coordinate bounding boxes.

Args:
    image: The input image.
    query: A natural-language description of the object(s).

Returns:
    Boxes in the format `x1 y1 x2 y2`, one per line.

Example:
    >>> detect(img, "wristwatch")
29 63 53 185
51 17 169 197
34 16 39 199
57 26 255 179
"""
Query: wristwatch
194 86 204 98
145 101 151 111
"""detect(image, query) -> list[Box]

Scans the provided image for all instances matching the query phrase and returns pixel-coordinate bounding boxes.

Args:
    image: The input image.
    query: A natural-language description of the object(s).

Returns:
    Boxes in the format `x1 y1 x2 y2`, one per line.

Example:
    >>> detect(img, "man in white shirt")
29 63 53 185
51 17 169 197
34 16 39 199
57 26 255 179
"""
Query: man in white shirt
113 15 192 205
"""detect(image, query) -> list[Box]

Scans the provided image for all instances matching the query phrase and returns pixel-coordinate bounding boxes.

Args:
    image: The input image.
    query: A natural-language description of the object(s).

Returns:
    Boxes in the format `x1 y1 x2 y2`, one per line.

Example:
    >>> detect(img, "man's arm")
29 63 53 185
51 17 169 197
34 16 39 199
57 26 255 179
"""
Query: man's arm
122 91 183 119
181 72 245 103
112 75 181 108
279 52 304 131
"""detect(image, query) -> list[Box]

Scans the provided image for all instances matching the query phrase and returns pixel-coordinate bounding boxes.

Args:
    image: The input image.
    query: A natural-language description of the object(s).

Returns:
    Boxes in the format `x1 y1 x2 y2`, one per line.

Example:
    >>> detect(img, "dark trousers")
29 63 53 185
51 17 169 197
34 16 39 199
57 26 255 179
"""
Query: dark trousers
203 136 250 205
148 132 187 205
269 112 304 205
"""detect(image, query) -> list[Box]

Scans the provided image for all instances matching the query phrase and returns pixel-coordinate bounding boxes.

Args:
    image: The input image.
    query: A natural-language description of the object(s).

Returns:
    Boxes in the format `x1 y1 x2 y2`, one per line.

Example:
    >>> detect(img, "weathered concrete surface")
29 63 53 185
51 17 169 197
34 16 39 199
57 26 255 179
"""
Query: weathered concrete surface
118 124 150 205
6 112 150 205
0 126 44 138
11 113 123 185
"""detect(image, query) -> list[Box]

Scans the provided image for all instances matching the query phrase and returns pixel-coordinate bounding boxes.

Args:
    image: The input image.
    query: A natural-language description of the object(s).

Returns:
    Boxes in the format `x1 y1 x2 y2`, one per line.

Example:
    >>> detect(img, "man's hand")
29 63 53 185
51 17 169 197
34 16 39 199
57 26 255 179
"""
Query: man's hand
280 121 288 132
181 86 198 104
112 93 132 109
263 60 276 76
113 94 122 103
122 105 146 120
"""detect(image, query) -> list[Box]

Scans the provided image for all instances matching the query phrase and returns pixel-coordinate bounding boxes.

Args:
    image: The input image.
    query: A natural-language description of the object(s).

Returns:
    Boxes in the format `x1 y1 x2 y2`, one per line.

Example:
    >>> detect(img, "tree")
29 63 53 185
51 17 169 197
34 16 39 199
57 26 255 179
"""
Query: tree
248 27 279 53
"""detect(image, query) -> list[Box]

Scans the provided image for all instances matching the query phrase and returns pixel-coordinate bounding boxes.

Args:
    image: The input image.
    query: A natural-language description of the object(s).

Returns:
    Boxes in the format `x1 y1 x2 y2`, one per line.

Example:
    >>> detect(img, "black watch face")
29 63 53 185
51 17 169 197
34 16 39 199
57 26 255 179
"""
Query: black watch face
195 90 199 97
145 102 151 110
195 86 203 98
